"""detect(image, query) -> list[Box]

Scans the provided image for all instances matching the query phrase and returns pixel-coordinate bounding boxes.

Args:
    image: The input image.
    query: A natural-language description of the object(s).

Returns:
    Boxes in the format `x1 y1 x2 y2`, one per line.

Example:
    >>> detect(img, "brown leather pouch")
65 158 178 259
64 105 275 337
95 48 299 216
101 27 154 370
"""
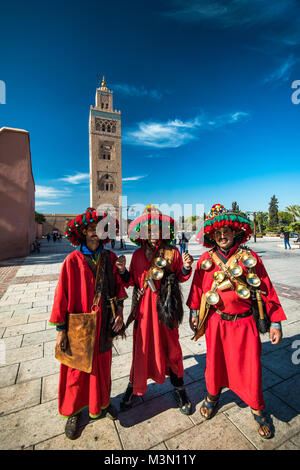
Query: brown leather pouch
55 311 97 373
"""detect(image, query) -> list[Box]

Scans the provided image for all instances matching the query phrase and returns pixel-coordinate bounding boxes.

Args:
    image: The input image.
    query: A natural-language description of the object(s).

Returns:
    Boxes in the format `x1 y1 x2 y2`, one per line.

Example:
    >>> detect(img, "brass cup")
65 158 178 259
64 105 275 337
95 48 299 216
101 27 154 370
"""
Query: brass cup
201 259 213 270
152 267 164 281
241 253 257 268
217 279 233 291
154 257 167 269
246 273 261 287
229 264 243 278
235 284 251 299
205 290 220 305
213 271 225 283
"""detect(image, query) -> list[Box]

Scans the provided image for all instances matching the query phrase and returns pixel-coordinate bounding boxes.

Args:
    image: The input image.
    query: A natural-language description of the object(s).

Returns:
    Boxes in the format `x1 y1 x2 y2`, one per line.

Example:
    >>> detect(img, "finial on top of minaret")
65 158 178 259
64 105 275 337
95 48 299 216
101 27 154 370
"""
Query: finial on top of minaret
101 76 106 88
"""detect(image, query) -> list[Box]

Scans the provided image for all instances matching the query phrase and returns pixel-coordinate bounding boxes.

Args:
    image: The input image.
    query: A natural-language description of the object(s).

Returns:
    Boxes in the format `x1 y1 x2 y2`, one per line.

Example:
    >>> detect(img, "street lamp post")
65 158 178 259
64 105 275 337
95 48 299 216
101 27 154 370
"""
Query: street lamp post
246 211 257 243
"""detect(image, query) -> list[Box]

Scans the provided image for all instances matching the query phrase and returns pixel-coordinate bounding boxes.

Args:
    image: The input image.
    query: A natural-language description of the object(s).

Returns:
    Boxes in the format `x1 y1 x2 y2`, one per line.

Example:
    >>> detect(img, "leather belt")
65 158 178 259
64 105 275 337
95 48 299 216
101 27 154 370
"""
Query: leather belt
214 309 252 322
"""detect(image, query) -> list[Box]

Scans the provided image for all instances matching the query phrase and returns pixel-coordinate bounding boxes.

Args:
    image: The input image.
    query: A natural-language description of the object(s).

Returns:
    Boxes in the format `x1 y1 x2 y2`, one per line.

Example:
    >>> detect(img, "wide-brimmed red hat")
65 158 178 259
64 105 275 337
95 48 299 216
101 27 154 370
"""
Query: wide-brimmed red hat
195 203 252 247
64 207 119 246
128 204 176 246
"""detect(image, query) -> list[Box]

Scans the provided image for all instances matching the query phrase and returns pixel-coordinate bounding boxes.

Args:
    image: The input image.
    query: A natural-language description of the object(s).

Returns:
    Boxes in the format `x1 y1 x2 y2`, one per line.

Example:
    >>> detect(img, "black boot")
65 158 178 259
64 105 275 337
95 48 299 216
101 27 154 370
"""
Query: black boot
173 387 192 415
65 413 81 440
104 403 118 420
120 382 134 411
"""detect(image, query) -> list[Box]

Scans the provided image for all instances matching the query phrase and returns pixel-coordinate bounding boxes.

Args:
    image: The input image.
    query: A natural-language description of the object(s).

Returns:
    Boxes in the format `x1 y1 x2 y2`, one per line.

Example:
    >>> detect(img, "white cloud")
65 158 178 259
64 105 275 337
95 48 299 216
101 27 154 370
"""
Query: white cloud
59 172 90 184
165 0 295 28
122 175 148 181
124 112 249 148
35 185 70 199
112 83 163 100
263 56 297 84
35 201 61 207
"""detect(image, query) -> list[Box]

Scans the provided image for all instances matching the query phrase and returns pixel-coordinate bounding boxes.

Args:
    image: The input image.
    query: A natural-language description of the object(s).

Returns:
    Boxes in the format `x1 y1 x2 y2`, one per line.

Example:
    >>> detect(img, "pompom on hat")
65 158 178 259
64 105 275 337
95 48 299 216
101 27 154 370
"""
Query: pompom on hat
64 207 119 246
195 203 252 247
128 204 177 246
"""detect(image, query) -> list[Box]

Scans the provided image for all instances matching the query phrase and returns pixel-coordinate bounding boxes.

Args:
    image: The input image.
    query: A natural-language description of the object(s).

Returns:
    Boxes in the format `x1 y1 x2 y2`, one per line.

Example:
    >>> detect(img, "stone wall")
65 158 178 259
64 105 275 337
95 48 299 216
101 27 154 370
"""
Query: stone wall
0 127 36 261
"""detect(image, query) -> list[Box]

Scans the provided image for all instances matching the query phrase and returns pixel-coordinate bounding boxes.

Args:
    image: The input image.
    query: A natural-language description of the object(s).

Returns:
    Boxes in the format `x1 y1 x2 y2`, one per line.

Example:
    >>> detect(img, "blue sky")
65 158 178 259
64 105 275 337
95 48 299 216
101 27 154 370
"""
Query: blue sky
1 0 300 217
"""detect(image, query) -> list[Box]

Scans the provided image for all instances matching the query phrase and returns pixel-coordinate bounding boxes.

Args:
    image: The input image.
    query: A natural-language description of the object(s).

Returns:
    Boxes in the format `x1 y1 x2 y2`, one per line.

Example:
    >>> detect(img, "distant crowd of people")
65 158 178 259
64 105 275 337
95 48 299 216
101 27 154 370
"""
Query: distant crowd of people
46 232 63 243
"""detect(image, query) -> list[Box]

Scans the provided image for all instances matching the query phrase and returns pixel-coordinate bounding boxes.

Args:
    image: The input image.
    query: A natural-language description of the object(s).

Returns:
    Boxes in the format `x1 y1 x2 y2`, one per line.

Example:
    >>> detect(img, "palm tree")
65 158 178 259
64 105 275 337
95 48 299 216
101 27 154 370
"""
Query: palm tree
285 205 300 222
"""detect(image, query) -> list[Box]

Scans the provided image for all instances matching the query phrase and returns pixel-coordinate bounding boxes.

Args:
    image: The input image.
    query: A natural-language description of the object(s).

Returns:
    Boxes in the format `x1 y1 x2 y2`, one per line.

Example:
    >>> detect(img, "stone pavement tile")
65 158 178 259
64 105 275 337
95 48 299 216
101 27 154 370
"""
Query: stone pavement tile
182 352 206 382
269 375 300 413
0 364 19 388
262 366 285 391
0 378 41 416
150 442 168 450
224 391 300 450
34 417 122 450
15 306 48 317
41 373 59 403
5 343 43 366
261 347 300 380
0 399 65 450
3 321 46 338
28 312 50 323
0 327 4 338
113 335 133 355
180 336 207 355
276 440 299 450
111 352 132 381
1 335 22 350
0 314 29 328
290 430 300 447
44 340 56 357
165 413 255 450
22 328 57 348
116 392 194 450
4 303 33 312
17 355 60 383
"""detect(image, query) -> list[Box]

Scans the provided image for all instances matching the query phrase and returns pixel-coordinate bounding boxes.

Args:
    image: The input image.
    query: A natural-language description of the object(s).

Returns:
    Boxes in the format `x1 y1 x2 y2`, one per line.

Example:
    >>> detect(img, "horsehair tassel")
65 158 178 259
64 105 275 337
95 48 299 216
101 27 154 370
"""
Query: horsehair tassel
164 278 172 308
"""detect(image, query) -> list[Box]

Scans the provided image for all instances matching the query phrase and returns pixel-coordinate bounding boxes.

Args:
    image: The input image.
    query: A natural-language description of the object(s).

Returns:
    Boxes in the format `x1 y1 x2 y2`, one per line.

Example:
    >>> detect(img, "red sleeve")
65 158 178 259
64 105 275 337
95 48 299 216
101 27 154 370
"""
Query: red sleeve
49 257 69 326
186 257 205 310
252 251 287 322
172 247 192 283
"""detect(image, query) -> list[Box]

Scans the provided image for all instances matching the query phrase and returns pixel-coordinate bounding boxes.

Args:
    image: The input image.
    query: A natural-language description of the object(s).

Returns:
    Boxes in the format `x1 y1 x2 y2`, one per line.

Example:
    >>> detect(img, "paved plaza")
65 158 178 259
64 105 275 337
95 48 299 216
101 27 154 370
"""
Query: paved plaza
0 237 299 450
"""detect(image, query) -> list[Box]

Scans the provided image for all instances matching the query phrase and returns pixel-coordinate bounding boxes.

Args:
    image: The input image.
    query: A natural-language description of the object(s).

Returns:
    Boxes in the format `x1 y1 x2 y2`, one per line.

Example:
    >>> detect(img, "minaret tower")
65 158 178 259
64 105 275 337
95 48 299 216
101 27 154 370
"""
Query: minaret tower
89 76 122 218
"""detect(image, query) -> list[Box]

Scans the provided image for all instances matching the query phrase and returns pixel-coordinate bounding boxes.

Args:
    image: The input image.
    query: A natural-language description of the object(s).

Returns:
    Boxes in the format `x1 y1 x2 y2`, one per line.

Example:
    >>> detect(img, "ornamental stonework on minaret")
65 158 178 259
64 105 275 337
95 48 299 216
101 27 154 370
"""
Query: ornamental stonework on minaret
89 76 122 219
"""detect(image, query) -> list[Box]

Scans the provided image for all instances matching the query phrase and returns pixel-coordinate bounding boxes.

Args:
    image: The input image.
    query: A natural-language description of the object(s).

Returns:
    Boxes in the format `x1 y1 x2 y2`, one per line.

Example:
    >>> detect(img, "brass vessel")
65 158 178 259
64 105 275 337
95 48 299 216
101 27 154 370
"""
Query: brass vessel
241 253 257 268
201 259 213 270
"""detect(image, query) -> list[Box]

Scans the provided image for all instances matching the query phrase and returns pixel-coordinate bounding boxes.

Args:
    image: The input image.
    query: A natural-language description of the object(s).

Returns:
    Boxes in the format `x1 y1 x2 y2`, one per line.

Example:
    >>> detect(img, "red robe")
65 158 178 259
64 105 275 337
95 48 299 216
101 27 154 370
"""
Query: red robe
187 243 286 410
49 249 127 418
125 246 192 396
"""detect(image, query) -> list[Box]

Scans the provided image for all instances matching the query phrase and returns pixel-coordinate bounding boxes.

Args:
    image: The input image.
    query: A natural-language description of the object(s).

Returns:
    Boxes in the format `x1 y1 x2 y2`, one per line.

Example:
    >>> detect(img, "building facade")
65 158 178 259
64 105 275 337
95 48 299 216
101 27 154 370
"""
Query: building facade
0 127 36 261
89 78 122 219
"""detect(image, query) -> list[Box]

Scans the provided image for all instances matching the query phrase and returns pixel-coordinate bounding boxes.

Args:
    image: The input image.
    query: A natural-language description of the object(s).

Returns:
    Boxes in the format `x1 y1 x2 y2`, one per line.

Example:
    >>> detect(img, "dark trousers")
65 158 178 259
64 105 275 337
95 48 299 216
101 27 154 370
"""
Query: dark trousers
170 368 184 388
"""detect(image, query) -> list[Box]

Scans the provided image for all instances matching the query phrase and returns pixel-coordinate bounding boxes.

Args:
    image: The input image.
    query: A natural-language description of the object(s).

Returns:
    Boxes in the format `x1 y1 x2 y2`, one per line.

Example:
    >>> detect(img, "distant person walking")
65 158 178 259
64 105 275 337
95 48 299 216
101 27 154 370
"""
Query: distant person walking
53 234 57 243
47 234 51 242
283 230 291 250
179 232 189 255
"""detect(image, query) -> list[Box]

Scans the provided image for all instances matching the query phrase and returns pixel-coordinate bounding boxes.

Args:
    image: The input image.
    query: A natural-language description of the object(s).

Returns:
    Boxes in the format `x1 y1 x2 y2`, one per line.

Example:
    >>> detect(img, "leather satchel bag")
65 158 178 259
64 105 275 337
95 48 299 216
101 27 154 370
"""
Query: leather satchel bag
55 257 102 374
55 310 97 373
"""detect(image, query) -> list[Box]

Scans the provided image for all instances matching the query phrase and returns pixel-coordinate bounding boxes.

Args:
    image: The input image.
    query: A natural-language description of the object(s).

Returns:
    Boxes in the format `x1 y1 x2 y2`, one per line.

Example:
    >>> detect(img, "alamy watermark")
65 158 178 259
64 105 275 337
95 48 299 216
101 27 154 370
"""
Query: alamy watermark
291 80 300 104
94 196 205 242
0 80 6 104
291 340 300 365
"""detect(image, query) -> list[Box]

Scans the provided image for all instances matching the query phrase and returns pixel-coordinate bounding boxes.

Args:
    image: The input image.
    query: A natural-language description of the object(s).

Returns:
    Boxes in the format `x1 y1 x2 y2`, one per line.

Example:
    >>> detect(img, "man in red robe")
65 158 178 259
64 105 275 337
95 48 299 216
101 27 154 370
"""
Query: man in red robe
187 204 286 438
116 205 194 415
49 208 126 440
